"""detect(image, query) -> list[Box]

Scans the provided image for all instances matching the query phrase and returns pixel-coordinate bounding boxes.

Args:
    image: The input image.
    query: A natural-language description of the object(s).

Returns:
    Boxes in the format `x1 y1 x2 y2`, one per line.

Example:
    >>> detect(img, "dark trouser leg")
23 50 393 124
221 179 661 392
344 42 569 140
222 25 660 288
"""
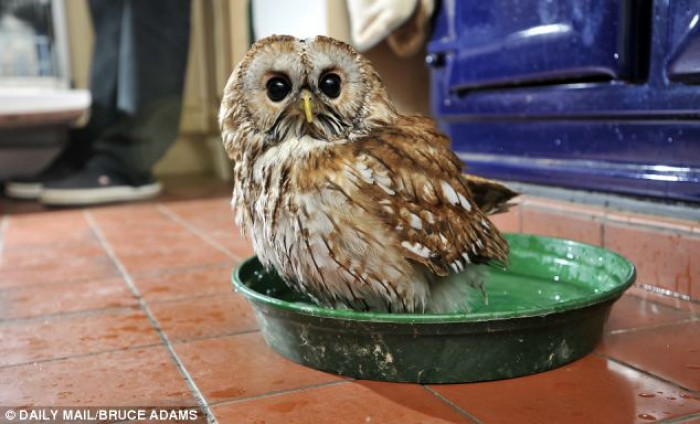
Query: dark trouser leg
64 0 124 166
89 0 191 184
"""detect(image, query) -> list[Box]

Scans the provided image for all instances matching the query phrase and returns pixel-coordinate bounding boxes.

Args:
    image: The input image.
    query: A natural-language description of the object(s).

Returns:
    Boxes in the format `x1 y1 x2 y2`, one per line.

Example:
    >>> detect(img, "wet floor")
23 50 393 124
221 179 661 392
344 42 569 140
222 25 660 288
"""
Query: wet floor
0 177 698 423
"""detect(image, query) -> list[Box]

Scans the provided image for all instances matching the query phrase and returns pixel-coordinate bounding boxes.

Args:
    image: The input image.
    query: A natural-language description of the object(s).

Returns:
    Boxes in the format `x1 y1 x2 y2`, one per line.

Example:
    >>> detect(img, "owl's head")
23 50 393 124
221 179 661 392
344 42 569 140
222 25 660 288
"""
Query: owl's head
220 35 396 158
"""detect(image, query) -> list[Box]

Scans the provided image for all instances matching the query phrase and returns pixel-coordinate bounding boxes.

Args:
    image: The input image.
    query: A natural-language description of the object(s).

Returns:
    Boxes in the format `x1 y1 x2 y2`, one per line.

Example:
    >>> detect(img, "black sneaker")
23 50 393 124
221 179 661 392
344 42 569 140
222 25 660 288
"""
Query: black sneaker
5 157 80 200
40 164 162 206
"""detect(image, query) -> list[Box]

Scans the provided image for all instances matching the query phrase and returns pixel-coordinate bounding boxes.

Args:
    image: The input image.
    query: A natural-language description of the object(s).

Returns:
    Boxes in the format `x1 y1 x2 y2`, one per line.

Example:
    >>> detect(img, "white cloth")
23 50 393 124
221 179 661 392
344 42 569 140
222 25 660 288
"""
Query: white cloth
346 0 418 51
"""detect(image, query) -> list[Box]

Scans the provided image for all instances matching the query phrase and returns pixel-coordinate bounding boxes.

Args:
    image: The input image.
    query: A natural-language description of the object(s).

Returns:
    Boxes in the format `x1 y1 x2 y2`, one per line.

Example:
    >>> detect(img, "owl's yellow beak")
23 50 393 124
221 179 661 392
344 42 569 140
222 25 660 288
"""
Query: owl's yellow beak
300 89 314 123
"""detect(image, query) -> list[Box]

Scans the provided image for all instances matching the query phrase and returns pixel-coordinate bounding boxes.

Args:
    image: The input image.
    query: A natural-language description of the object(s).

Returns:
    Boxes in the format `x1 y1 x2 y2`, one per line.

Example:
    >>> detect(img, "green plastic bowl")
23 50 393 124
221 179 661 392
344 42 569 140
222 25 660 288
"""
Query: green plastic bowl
232 233 635 383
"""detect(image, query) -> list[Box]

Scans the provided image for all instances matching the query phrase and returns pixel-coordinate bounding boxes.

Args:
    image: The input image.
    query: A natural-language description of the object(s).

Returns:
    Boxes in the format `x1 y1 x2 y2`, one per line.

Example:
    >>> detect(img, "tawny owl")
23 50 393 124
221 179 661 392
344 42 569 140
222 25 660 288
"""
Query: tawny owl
220 35 517 313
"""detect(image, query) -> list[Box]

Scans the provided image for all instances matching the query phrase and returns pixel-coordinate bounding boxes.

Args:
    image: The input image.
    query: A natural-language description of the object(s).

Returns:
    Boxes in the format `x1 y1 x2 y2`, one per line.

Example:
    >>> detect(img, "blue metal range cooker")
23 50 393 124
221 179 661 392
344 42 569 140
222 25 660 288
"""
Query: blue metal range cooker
427 0 700 202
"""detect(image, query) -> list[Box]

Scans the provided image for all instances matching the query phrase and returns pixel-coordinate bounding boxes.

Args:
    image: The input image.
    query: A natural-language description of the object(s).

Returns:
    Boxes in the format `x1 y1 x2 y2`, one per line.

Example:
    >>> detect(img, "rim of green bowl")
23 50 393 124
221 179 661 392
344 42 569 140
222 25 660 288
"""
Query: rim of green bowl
232 233 636 324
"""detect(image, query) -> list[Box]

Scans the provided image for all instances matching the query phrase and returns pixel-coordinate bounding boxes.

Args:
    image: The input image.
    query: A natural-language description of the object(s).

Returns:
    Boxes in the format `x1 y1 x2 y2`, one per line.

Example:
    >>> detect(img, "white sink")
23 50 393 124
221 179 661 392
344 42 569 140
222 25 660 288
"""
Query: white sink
0 87 91 127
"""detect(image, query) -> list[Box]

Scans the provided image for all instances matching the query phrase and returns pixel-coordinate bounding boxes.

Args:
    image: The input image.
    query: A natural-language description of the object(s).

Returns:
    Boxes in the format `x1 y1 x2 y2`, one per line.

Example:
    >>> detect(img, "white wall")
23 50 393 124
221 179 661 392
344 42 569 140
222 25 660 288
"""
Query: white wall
252 0 328 40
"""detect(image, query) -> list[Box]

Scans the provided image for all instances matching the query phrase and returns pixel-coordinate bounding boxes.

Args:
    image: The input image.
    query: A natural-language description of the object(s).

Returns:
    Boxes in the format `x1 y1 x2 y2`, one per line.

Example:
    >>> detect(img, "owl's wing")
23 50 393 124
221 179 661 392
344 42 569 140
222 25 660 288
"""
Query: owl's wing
463 174 518 215
340 116 511 277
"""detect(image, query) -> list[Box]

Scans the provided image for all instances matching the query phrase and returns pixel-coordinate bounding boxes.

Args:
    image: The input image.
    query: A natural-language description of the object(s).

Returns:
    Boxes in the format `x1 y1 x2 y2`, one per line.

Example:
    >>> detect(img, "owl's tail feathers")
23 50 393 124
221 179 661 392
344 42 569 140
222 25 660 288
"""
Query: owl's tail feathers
463 175 519 215
426 265 487 314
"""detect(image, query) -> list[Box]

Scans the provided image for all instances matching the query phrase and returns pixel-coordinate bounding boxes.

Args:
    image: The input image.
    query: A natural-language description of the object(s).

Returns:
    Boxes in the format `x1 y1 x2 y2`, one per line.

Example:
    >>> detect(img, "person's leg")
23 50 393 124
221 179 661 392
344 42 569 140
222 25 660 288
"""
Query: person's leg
41 0 192 205
68 0 125 156
92 0 192 181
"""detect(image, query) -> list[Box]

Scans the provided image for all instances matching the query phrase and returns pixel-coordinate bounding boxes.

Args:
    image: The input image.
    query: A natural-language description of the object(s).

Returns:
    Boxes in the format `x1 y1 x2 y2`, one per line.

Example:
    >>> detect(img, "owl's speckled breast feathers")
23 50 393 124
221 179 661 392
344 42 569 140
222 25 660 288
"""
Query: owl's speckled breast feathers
219 35 517 313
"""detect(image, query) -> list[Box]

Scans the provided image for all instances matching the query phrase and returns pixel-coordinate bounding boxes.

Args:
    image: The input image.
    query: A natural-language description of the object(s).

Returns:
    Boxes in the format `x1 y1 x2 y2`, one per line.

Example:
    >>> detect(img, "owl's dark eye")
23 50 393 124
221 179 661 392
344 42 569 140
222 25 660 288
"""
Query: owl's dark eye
266 77 291 102
319 73 342 98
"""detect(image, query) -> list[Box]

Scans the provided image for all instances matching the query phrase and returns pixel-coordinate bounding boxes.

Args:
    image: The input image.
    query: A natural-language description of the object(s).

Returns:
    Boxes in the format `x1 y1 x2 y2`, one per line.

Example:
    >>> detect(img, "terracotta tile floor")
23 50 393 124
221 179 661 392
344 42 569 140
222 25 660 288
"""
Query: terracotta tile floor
1 177 699 423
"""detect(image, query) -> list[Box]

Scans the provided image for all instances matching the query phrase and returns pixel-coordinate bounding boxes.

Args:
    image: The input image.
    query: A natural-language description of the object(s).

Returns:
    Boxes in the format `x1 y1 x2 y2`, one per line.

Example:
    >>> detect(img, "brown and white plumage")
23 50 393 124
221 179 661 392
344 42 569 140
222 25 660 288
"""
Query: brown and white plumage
220 35 517 313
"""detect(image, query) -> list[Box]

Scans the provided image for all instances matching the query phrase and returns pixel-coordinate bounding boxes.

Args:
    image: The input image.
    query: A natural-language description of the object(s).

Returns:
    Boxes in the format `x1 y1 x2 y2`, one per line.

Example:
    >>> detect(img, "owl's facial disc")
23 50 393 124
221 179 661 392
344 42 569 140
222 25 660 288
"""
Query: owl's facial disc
234 35 396 145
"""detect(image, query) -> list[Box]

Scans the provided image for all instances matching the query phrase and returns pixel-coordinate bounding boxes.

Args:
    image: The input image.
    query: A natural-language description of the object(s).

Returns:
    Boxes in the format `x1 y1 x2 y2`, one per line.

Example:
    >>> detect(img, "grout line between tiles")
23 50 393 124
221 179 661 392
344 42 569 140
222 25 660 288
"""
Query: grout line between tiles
156 204 242 262
523 194 699 233
209 380 350 408
523 203 606 222
656 412 700 424
422 386 483 424
0 258 236 294
604 212 699 235
0 270 122 289
84 210 218 424
523 200 700 238
170 329 260 345
0 214 8 257
129 261 232 279
605 317 699 336
0 264 238 322
0 270 122 292
517 204 524 232
593 352 700 394
0 304 141 324
2 238 104 252
147 291 237 306
0 342 163 370
603 218 699 237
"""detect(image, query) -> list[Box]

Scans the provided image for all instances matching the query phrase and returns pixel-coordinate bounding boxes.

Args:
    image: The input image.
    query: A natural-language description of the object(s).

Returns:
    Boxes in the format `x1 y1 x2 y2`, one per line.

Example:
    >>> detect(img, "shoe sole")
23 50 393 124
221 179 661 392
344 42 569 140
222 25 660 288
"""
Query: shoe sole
40 182 163 206
5 182 43 199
